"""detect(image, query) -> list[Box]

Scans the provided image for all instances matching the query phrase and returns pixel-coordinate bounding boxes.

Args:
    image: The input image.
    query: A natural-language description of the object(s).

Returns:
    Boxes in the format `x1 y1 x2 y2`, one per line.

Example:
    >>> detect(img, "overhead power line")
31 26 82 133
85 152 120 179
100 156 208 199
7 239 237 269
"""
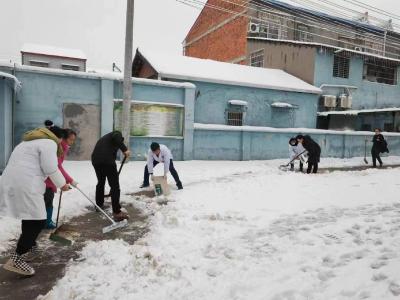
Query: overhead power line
178 0 400 58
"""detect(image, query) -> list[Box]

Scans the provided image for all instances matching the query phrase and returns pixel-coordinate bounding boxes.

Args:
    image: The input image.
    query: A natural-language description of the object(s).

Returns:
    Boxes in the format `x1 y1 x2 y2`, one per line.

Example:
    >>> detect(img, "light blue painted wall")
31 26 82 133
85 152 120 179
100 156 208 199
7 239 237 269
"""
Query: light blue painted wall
194 128 400 160
0 77 13 172
0 66 191 164
12 71 101 145
173 80 319 128
113 81 185 105
314 51 400 110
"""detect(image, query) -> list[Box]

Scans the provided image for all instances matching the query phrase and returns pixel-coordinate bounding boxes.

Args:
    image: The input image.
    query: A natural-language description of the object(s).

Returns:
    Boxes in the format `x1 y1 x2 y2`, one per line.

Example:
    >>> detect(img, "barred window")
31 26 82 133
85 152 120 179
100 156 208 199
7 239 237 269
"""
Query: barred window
250 49 264 68
333 54 350 78
363 58 397 85
227 111 243 126
296 24 313 42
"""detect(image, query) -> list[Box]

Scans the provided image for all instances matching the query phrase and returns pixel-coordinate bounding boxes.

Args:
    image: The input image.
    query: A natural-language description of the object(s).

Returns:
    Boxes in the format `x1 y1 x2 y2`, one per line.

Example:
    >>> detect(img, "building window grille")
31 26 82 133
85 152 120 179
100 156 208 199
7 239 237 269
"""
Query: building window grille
257 11 288 40
296 24 313 42
333 54 350 78
363 58 397 85
250 49 264 68
227 111 243 126
29 60 49 68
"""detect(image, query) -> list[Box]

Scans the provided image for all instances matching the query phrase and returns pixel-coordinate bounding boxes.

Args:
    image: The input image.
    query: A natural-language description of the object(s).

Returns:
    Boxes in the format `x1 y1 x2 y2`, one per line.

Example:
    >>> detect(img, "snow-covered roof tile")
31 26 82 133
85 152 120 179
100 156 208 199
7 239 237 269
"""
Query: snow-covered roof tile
21 43 87 60
138 49 321 94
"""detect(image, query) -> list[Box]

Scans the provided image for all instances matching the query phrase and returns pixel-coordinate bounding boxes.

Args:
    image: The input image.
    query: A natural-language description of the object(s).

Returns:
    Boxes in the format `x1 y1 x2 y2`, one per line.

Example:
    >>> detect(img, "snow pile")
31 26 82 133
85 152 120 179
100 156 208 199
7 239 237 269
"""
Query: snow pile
43 158 400 300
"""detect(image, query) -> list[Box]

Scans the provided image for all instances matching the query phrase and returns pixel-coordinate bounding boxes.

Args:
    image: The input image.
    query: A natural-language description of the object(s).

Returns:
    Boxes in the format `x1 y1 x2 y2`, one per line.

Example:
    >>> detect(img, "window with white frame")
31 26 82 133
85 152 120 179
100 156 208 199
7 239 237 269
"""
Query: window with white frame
250 49 264 68
333 54 350 78
257 11 288 40
296 24 313 42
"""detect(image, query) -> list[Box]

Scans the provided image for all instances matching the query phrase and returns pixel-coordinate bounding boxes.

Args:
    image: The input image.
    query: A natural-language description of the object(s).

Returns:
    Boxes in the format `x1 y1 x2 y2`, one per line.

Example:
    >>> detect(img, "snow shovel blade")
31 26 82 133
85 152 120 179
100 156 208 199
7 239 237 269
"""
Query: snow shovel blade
49 227 73 246
278 164 289 170
102 219 128 234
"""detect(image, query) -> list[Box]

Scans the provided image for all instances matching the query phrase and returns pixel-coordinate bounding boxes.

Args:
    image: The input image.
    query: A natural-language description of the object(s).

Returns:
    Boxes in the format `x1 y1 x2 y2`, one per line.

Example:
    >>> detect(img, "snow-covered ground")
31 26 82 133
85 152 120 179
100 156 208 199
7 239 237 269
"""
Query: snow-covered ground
2 157 400 299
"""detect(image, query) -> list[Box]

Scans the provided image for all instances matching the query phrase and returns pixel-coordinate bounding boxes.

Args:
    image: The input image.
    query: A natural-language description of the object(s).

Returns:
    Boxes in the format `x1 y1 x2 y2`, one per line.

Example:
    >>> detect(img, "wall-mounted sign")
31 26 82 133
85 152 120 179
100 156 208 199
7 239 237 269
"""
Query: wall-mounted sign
113 101 184 137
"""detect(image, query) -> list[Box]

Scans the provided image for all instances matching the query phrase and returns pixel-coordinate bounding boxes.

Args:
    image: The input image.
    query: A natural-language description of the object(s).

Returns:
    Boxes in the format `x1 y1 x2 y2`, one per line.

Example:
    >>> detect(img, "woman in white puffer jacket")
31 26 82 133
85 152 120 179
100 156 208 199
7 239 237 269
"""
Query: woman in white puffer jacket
0 126 70 276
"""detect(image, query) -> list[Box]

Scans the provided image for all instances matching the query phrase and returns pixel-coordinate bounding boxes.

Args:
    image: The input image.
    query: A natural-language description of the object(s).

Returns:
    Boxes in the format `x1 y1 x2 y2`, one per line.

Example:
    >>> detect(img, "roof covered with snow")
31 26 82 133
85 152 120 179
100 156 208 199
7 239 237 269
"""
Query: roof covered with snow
21 43 87 60
137 49 321 94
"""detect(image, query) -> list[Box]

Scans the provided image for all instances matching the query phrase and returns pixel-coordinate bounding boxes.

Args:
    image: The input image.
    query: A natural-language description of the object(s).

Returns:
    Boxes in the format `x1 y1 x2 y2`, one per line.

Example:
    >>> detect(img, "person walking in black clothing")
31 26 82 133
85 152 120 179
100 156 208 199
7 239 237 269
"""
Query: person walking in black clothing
296 135 321 174
91 131 130 221
371 128 389 168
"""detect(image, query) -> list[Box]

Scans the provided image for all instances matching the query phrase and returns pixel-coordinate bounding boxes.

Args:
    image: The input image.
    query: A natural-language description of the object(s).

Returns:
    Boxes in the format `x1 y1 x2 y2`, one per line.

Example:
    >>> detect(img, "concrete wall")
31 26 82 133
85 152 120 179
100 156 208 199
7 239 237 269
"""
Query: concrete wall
0 78 13 172
22 53 86 71
191 81 319 128
193 126 400 160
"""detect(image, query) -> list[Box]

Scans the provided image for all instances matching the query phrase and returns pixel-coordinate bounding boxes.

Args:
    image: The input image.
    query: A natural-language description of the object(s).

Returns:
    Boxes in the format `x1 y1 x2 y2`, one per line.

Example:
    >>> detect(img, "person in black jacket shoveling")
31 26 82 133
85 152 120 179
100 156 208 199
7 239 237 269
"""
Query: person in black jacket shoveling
296 134 321 174
91 131 130 221
371 128 389 168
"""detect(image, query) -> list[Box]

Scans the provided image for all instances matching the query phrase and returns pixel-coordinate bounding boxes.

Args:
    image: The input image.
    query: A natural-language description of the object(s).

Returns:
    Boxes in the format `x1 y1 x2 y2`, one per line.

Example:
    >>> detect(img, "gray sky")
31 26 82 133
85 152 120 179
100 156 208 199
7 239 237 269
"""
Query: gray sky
0 0 398 70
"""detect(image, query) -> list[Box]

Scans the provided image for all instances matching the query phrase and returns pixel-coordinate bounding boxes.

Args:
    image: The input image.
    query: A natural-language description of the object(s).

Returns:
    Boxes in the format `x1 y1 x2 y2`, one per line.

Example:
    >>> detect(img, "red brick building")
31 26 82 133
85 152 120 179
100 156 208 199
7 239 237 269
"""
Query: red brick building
184 0 249 64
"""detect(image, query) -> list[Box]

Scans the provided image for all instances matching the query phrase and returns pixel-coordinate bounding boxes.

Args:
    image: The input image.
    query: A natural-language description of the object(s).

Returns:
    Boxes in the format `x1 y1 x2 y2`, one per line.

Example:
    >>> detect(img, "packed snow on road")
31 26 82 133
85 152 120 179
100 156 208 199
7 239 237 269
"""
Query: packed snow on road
2 157 400 299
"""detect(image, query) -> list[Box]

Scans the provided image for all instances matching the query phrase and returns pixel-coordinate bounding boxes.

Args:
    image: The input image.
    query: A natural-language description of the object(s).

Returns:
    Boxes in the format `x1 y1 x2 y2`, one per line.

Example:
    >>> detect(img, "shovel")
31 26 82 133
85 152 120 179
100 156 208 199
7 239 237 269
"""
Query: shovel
364 138 369 164
279 150 307 170
75 186 128 233
104 156 126 198
49 191 74 246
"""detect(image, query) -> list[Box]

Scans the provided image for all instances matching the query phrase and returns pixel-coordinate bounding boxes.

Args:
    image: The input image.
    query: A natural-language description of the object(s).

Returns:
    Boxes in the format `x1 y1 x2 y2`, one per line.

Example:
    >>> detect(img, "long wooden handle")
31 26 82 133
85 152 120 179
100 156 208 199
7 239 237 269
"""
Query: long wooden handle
55 191 62 228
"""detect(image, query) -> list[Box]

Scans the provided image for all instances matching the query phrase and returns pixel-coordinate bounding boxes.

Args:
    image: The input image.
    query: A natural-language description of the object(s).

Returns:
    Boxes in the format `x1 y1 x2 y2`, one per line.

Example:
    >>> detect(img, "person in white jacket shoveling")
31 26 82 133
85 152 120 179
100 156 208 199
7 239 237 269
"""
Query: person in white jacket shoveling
0 126 71 276
288 137 307 172
140 142 183 190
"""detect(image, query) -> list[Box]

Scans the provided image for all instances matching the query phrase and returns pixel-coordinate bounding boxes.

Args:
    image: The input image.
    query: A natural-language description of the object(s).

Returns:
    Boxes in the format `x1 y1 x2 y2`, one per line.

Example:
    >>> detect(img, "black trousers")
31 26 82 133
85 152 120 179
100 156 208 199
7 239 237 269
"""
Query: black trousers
143 159 181 186
371 148 383 167
93 163 121 214
16 220 46 255
44 188 55 209
307 157 319 174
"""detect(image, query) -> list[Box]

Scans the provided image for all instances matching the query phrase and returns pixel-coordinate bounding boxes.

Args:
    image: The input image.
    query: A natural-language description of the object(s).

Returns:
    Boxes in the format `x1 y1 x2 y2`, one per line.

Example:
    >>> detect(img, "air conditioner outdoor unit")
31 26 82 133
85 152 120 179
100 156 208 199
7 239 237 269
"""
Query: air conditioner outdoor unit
339 94 352 109
323 95 337 108
249 22 260 33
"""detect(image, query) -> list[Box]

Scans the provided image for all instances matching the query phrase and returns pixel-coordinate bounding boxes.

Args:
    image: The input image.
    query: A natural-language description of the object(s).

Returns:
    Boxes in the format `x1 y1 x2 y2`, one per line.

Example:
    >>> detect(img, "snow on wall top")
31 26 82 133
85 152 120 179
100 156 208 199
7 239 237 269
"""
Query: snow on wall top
318 107 400 116
21 43 87 60
138 49 322 94
0 71 22 91
0 61 195 89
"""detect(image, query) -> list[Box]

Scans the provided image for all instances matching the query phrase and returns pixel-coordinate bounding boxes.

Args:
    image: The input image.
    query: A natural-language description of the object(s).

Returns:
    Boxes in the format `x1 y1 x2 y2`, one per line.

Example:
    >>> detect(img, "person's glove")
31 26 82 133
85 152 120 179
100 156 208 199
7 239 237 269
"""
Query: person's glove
71 180 78 187
150 174 154 181
124 150 131 158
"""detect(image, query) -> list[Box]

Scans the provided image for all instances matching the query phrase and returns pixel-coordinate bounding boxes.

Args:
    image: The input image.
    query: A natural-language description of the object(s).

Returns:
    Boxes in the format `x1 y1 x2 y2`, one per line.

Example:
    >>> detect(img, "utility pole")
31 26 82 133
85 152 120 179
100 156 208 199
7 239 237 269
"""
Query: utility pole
122 0 135 150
